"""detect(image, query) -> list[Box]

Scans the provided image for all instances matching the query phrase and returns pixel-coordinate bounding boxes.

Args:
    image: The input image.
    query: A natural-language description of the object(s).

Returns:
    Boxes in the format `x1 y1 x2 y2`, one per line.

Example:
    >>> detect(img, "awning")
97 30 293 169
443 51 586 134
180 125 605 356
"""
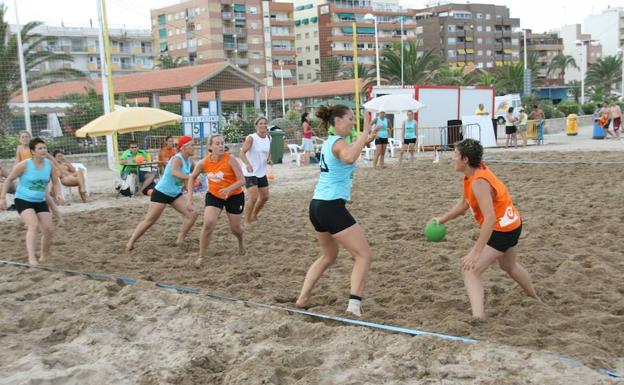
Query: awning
273 69 293 79
233 4 245 12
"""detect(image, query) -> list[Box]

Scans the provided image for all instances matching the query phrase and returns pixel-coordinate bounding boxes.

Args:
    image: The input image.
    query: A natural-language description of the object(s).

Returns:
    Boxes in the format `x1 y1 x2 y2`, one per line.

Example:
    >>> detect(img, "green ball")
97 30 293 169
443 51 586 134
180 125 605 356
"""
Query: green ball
425 220 446 242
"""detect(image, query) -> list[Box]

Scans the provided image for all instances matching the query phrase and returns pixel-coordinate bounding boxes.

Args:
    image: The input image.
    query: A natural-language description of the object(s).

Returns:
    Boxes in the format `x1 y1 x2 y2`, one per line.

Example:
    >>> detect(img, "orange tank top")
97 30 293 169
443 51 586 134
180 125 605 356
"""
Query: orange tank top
463 164 521 232
160 147 176 162
17 147 32 162
203 152 242 197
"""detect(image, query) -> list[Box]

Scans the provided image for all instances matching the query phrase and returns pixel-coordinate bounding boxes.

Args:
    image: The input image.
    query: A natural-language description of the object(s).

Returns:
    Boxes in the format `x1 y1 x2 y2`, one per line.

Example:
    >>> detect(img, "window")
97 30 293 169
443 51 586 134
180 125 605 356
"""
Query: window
477 25 482 32
159 28 167 39
485 14 491 20
477 50 483 55
305 32 310 39
254 67 261 73
486 50 492 56
476 13 483 19
296 33 301 40
297 47 302 53
486 62 493 68
159 42 168 52
315 58 319 64
448 25 456 32
511 38 519 45
306 59 311 65
448 37 456 45
477 38 483 44
314 45 319 51
314 31 318 37
298 60 303 66
249 6 257 14
306 46 310 52
477 62 484 68
307 73 312 79
448 50 456 58
196 23 202 30
168 30 173 37
299 73 304 80
486 26 491 32
252 37 259 44
158 14 166 25
251 22 258 30
167 14 172 21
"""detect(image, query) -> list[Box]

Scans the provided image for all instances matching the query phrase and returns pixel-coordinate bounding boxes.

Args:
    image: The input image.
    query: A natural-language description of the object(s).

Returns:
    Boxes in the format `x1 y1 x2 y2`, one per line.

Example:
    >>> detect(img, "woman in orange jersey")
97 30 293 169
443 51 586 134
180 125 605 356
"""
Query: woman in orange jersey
433 139 540 318
187 134 246 263
158 136 177 174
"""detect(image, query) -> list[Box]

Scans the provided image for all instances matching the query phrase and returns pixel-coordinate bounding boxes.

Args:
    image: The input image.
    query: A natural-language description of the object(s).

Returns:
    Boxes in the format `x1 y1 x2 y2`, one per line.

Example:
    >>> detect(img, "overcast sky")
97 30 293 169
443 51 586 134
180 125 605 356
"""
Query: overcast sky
4 0 624 33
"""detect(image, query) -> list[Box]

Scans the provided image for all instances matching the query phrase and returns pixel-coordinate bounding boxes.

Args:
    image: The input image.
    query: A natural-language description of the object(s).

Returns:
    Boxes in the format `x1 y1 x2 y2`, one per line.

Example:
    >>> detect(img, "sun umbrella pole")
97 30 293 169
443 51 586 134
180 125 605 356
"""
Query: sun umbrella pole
352 22 360 137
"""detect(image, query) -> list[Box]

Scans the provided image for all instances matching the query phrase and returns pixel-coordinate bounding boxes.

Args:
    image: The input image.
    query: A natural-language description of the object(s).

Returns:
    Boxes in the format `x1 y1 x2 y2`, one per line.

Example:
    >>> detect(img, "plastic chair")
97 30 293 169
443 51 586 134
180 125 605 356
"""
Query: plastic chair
417 135 425 153
387 138 403 158
361 142 376 161
287 143 304 166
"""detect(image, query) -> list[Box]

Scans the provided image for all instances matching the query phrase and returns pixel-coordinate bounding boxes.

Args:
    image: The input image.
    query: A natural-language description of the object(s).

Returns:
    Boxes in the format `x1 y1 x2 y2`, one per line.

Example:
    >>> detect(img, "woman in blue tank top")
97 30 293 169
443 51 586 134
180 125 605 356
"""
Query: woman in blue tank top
373 111 392 170
296 104 378 317
0 138 63 266
126 136 198 251
399 110 418 165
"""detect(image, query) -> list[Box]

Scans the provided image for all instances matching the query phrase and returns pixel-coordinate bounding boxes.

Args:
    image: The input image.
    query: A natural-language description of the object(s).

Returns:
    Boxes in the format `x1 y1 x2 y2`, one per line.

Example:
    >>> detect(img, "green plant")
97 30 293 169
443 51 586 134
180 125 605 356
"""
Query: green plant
556 100 580 116
581 103 596 115
285 110 301 128
63 87 104 132
0 134 19 159
222 119 243 143
538 101 564 119
521 94 540 111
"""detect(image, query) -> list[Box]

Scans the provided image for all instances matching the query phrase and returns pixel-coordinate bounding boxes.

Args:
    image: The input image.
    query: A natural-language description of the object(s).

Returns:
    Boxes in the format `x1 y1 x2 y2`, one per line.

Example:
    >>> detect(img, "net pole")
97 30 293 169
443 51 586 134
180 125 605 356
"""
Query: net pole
352 22 360 135
100 0 120 167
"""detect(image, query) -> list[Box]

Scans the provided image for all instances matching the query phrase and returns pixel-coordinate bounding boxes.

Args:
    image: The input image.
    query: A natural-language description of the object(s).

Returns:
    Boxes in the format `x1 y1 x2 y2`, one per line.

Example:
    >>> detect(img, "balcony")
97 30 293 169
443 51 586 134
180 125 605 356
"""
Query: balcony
237 43 248 51
222 12 233 20
234 12 246 19
224 43 236 50
228 57 249 66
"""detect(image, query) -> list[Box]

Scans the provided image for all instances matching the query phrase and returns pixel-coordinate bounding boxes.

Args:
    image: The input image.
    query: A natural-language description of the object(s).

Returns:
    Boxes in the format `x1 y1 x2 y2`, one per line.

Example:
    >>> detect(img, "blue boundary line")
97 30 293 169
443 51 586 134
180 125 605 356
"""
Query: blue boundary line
485 158 624 165
0 259 620 378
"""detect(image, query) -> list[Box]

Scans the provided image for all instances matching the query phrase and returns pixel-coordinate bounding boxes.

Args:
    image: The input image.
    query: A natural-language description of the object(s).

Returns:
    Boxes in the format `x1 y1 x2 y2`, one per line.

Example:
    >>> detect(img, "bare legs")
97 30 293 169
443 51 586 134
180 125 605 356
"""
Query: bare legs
20 210 54 265
374 143 387 169
245 185 269 224
60 170 88 202
296 223 372 313
462 245 540 318
126 197 198 251
198 207 245 262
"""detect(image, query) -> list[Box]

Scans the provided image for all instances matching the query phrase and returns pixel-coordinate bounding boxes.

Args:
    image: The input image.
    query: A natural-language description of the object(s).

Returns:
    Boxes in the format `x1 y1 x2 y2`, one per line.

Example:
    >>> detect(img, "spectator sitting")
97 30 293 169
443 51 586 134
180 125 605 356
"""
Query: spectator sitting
52 150 88 203
119 141 156 194
157 135 177 174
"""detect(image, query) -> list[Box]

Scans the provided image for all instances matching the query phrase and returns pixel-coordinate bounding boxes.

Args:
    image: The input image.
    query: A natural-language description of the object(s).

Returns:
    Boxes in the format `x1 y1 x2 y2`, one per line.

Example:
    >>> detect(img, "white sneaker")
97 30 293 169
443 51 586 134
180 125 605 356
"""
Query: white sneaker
346 299 362 317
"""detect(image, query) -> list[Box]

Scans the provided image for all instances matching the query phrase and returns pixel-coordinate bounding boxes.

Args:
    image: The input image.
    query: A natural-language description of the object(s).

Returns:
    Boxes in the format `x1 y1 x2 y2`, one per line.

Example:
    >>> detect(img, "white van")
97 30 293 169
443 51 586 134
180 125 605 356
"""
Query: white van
494 94 522 125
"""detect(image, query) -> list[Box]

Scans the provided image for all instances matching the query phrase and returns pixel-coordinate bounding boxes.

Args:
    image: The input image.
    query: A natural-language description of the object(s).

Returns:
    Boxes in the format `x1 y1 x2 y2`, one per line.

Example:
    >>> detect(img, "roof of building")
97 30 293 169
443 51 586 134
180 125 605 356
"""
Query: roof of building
19 66 359 104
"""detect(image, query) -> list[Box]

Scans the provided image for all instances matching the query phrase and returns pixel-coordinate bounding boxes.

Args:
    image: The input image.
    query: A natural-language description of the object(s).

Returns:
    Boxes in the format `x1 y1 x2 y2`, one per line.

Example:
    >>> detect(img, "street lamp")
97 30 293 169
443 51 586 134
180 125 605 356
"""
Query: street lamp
618 48 624 99
364 13 380 86
278 59 286 117
233 33 238 67
522 29 530 96
575 39 598 105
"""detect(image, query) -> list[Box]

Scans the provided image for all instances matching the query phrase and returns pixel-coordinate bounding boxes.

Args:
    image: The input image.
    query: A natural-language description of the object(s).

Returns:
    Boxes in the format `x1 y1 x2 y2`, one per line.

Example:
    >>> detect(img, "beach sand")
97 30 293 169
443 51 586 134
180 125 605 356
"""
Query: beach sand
0 148 623 383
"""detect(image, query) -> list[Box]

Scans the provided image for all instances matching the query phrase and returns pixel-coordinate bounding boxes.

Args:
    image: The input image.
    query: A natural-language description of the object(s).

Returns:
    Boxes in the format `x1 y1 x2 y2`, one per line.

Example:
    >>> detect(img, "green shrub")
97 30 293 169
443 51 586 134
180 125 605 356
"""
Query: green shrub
538 101 564 119
0 135 19 159
222 120 244 143
556 100 580 116
581 103 596 115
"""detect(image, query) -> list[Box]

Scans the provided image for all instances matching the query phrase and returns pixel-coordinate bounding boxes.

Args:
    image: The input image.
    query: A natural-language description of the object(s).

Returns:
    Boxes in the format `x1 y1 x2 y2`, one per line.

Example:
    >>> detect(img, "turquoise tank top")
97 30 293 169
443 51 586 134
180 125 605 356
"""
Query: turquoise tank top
376 117 389 139
15 159 51 203
313 135 355 201
404 119 416 139
155 153 192 197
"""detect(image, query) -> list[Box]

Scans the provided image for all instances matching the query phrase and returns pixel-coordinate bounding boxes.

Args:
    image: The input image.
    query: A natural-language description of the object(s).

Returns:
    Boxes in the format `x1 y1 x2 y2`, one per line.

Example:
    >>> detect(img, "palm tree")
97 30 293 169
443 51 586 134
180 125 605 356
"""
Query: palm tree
470 71 498 87
494 62 524 94
567 80 583 103
547 53 578 82
527 51 543 87
586 55 622 93
377 41 440 86
431 64 467 86
154 55 188 70
319 56 342 82
340 62 373 81
0 6 85 135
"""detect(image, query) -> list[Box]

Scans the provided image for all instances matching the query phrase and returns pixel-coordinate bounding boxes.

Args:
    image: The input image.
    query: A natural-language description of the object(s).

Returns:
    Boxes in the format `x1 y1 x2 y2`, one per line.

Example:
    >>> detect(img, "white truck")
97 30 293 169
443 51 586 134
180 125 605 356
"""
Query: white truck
494 94 522 125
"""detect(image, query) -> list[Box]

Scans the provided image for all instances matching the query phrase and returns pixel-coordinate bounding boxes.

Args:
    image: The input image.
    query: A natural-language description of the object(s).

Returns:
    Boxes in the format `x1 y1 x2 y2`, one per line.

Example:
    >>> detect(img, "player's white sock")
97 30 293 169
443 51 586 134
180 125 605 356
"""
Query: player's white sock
346 299 362 317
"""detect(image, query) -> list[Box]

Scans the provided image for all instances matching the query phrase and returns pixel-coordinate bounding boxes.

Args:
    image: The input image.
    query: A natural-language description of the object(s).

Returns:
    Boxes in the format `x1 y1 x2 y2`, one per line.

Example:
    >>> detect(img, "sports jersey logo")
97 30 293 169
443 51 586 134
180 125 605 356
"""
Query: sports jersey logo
498 205 519 228
206 171 224 181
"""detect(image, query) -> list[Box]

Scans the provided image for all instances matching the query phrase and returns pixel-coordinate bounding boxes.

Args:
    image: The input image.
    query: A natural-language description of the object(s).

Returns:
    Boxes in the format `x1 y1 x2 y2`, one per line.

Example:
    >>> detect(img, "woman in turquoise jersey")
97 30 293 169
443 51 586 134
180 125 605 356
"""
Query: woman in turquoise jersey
399 110 417 166
373 111 392 169
295 104 378 317
126 136 198 251
0 138 63 265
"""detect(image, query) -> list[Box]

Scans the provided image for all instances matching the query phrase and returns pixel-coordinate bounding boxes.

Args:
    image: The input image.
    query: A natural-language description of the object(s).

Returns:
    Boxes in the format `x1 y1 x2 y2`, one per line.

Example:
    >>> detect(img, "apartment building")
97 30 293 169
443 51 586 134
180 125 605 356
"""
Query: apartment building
17 24 153 78
560 24 603 84
316 0 419 82
523 30 564 86
293 0 324 84
416 3 521 69
584 7 624 57
151 1 296 85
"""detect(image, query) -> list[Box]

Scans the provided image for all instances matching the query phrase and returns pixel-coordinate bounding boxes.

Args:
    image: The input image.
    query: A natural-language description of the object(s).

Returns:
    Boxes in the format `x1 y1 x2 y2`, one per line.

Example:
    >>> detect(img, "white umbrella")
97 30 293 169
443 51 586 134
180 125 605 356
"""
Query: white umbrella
363 94 425 114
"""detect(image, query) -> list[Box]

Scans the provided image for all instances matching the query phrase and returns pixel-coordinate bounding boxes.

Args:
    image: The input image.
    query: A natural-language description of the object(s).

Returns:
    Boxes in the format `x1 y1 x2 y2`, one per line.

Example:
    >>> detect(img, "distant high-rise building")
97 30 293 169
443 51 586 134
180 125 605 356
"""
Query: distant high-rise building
523 30 564 86
559 24 602 84
150 1 296 85
13 24 154 78
583 7 623 57
416 3 521 69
